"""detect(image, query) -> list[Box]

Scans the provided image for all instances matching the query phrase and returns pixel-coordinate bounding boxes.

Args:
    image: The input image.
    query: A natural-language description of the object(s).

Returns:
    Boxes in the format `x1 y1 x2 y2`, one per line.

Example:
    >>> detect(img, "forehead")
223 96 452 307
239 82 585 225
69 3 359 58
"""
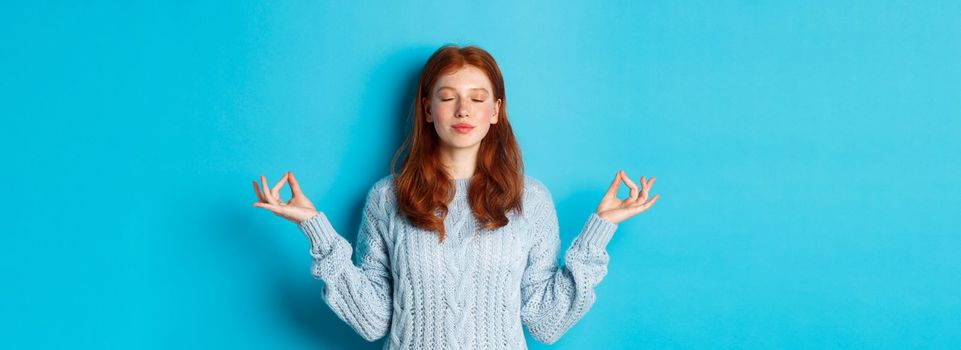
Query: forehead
433 66 493 94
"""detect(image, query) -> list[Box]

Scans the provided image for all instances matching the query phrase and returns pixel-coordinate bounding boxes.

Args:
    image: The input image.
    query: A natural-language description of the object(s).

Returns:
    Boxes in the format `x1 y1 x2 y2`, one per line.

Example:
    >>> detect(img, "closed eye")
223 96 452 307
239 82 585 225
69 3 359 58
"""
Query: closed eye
440 98 485 102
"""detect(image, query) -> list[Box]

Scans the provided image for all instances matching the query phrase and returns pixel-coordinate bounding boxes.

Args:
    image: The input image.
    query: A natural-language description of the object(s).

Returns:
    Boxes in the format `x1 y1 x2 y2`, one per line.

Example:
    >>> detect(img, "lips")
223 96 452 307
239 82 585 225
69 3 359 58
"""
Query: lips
452 123 474 133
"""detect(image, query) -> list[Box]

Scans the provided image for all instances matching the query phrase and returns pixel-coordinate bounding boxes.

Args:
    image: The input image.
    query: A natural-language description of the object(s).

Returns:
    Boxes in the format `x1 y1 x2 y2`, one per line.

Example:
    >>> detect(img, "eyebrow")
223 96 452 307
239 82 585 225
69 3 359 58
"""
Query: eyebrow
436 86 490 94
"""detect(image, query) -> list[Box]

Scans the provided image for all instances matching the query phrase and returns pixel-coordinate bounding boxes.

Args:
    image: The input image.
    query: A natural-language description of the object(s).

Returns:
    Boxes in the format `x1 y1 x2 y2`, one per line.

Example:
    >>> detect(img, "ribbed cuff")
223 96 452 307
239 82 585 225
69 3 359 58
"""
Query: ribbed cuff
573 212 618 249
297 212 342 255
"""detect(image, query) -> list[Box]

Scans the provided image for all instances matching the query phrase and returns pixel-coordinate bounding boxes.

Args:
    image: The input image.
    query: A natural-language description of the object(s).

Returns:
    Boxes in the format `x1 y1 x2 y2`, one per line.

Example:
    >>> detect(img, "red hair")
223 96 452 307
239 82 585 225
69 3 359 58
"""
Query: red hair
389 44 524 244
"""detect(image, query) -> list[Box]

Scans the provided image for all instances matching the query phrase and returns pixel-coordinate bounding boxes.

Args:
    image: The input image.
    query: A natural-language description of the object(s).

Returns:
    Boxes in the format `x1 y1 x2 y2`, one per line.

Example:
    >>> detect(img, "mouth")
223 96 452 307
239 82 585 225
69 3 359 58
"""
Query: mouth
452 124 475 134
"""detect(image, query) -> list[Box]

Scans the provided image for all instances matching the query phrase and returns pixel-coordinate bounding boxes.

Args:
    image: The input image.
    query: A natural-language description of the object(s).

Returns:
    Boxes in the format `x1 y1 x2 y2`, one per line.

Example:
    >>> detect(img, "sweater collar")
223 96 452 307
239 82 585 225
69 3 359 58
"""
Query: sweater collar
453 176 471 198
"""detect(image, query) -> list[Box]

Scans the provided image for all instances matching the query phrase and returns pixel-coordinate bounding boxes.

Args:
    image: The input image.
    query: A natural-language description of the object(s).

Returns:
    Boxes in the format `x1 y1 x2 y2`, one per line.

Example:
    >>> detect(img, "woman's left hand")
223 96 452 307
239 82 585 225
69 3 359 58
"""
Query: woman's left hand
595 170 660 225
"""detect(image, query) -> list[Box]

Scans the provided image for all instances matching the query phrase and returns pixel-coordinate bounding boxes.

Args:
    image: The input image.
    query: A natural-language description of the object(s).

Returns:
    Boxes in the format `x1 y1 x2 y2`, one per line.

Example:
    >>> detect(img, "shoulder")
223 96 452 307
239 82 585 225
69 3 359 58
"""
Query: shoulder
371 174 395 195
364 174 397 217
523 174 550 196
522 174 554 205
519 175 558 234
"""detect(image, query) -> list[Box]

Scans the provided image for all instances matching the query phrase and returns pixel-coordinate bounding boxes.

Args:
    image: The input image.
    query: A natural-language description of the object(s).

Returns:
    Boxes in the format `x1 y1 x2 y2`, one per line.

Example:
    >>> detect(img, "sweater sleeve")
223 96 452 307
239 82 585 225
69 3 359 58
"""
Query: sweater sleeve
519 185 618 345
296 184 393 342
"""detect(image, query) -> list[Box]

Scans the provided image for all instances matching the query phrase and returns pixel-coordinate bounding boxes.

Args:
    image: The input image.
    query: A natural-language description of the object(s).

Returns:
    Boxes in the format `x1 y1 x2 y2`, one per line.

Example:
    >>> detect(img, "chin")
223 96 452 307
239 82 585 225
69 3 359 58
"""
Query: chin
442 139 481 149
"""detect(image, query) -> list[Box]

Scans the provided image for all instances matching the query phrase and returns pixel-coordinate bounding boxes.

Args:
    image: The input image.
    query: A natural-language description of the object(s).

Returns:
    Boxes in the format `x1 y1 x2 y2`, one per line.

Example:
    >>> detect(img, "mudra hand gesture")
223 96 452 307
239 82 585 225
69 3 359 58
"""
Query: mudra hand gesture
595 170 660 225
251 171 319 224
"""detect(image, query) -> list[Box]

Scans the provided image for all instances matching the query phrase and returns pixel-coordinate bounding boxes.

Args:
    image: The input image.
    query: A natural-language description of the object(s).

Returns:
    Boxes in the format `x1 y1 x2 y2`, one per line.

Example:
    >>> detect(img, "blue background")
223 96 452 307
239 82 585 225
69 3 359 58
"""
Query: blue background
2 1 959 348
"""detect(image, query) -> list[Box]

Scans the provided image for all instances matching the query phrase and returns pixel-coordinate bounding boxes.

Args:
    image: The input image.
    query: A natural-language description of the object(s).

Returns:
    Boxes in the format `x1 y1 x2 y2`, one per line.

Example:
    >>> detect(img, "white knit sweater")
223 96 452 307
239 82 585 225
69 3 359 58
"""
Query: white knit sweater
297 174 618 349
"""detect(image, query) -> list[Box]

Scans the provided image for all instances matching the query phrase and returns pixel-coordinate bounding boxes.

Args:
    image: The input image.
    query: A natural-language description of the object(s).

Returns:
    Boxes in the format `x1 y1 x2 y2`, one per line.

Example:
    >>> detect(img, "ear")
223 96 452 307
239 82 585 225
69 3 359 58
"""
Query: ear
491 98 501 124
422 97 432 122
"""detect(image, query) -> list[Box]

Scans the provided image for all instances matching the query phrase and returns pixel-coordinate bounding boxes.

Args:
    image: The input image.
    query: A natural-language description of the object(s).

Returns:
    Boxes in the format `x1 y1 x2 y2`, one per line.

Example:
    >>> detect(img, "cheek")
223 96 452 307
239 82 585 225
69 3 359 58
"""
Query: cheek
479 104 496 119
433 104 454 118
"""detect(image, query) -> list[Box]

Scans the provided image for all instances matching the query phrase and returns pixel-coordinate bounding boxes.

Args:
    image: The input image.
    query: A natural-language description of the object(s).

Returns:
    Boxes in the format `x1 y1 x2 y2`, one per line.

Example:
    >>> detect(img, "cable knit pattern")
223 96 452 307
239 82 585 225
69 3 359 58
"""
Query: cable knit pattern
296 174 618 349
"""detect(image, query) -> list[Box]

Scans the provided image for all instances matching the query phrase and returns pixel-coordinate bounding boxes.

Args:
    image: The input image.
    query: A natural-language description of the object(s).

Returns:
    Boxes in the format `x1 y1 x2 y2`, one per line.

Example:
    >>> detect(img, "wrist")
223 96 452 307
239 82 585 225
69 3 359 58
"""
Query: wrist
296 210 320 225
595 211 617 225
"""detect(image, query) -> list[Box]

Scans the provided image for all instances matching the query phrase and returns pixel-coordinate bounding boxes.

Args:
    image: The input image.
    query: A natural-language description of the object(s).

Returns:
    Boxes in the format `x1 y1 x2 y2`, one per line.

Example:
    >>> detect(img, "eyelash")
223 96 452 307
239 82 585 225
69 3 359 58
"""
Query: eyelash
441 98 485 102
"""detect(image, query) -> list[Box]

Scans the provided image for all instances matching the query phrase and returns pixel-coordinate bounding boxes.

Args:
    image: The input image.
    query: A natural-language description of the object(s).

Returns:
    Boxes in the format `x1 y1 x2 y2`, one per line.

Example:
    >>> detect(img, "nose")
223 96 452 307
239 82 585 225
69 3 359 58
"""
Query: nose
456 101 471 118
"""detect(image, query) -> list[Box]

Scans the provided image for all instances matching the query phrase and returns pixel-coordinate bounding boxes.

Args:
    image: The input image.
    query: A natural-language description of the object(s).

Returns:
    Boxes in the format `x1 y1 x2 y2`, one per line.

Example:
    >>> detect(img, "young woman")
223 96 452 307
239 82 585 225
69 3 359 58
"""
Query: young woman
252 45 659 349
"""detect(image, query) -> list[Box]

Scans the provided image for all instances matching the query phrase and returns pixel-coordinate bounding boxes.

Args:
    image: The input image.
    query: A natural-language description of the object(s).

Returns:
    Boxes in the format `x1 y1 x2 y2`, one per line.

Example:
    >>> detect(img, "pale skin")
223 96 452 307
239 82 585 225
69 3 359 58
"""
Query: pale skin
252 65 659 225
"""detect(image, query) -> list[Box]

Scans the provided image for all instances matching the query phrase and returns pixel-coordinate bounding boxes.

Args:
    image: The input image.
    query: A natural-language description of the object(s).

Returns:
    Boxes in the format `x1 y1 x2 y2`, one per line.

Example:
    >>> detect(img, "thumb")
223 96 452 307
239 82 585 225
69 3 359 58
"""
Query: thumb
288 171 305 197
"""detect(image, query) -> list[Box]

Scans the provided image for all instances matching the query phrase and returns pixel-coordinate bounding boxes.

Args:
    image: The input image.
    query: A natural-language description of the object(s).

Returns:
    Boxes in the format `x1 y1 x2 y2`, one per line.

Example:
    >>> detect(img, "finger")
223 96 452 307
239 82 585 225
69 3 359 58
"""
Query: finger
252 180 266 202
642 177 656 203
637 193 659 210
603 170 623 199
638 176 649 203
621 171 639 201
288 171 304 197
252 201 282 212
261 176 277 204
272 172 289 201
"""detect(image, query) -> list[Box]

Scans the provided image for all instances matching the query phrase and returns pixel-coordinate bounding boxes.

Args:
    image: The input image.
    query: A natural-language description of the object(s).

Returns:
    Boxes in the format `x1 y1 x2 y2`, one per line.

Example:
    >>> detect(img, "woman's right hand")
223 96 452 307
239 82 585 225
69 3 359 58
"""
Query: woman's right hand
252 171 319 225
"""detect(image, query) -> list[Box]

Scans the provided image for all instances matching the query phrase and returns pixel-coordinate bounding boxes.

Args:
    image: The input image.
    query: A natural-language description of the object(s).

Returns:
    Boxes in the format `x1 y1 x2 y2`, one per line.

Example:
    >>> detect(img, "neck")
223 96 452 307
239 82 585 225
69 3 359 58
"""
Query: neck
438 143 479 180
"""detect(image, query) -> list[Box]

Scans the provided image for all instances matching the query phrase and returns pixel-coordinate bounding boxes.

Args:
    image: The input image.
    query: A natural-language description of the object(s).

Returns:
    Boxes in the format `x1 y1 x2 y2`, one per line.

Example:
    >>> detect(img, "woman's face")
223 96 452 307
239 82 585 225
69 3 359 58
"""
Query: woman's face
424 65 501 150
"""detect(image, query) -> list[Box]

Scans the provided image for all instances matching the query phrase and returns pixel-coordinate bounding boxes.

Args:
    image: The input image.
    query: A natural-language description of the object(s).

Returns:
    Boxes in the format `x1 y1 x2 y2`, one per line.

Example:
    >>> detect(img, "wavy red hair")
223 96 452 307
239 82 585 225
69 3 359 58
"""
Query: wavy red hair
389 45 524 244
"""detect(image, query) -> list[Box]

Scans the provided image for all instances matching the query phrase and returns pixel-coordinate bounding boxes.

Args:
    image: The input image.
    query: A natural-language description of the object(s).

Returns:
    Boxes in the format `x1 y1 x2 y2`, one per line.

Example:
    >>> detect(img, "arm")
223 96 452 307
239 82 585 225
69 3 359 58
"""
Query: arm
296 185 393 342
520 187 618 345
